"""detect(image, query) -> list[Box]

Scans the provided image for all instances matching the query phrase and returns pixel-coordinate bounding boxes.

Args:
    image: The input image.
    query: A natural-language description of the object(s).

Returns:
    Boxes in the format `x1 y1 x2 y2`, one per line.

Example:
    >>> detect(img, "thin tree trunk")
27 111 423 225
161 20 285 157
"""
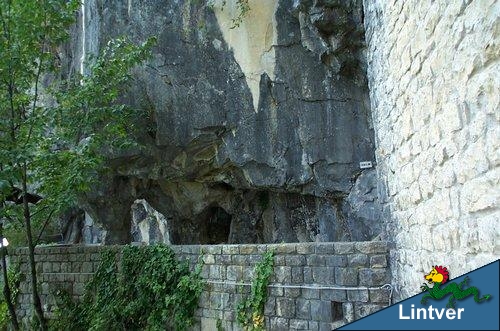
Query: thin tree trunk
0 222 19 330
22 163 47 331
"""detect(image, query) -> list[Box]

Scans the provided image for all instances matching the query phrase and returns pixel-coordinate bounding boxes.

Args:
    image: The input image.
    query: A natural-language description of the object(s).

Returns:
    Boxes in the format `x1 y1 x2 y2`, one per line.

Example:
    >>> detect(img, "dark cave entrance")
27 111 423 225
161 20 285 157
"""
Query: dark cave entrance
170 205 233 245
198 206 232 244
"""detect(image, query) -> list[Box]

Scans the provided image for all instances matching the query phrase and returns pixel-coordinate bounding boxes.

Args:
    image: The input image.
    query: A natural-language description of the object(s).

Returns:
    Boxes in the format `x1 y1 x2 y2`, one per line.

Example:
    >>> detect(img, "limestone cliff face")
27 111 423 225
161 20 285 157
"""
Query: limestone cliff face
68 0 380 244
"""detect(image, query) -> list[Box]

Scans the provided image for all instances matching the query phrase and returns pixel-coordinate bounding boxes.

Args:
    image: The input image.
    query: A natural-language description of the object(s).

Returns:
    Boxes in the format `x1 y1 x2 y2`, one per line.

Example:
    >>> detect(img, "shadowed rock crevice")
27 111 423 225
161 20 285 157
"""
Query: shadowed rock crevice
171 205 232 244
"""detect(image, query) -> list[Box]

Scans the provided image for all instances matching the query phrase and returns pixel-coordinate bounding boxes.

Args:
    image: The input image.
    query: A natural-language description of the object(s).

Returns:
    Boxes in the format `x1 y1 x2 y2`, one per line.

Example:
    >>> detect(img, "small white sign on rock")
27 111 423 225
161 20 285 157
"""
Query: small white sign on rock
359 161 373 169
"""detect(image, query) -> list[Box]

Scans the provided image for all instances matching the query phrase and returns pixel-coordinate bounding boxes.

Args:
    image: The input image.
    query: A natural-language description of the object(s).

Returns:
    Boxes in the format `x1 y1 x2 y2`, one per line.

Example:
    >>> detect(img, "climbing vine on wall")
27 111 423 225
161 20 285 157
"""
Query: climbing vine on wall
51 245 203 331
236 250 274 331
207 0 250 29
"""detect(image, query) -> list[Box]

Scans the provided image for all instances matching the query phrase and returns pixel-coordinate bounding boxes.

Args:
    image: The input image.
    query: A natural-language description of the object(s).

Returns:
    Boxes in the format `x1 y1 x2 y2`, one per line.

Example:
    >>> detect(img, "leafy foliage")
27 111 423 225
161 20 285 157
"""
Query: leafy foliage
0 265 21 328
0 302 6 330
237 250 274 331
10 35 153 226
0 0 80 199
33 36 155 216
51 245 204 331
0 0 155 242
1 2 155 327
208 0 250 29
230 0 250 28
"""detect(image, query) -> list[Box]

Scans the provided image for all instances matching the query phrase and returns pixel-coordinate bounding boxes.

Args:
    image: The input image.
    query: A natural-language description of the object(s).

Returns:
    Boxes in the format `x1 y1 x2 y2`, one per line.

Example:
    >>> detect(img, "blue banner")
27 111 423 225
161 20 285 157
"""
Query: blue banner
340 260 499 330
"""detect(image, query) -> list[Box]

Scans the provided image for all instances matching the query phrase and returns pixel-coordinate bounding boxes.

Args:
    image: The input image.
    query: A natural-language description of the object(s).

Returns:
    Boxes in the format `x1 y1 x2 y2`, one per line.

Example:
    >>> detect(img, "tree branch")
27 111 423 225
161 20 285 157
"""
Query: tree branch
35 208 55 246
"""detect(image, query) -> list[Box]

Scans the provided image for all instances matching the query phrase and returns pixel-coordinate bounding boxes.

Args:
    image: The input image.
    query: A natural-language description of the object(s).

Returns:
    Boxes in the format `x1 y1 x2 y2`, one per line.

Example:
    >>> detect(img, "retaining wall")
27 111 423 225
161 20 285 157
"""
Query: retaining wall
10 241 391 330
363 0 499 300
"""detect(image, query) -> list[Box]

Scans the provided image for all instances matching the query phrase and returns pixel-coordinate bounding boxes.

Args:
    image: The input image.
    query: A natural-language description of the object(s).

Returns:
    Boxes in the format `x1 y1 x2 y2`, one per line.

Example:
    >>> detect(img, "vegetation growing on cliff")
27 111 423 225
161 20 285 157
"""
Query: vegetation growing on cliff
0 0 154 328
51 245 203 331
207 0 250 28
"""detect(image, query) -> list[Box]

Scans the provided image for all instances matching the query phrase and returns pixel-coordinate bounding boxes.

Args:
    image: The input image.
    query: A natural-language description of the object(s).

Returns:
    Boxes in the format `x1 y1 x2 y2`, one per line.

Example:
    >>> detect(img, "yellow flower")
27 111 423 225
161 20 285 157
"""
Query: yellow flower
252 312 264 327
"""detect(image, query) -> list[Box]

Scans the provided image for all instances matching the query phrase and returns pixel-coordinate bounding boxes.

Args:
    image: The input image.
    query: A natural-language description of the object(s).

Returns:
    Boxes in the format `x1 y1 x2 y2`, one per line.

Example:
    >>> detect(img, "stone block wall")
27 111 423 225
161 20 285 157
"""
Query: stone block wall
363 0 499 300
9 242 391 330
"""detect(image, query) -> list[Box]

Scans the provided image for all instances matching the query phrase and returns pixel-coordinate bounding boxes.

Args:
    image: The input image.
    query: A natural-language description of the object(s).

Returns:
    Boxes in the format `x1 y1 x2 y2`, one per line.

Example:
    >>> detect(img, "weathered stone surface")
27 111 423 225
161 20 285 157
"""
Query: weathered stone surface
334 267 358 286
369 255 387 268
347 289 368 302
364 0 499 300
348 253 368 267
321 289 347 302
270 317 289 331
307 254 326 266
276 298 296 318
343 302 354 323
66 0 378 244
295 298 311 320
326 255 347 267
359 268 390 286
345 169 383 240
369 289 390 304
333 242 355 254
12 242 390 328
273 266 292 283
355 241 387 254
354 303 385 320
290 318 309 330
312 267 334 284
286 255 306 266
131 199 170 244
310 300 332 322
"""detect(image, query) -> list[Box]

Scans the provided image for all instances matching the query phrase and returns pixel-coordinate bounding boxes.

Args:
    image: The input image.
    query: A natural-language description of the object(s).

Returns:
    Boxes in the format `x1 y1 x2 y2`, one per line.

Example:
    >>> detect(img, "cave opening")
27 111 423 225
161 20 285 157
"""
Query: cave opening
169 205 233 245
199 206 232 244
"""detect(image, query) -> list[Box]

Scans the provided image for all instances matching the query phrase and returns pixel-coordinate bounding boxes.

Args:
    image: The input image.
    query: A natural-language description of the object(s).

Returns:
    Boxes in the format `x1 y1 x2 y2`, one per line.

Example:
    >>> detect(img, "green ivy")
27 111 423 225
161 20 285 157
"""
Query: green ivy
7 266 21 302
236 250 274 331
228 0 250 29
51 245 203 331
216 318 224 331
208 0 250 29
0 265 21 329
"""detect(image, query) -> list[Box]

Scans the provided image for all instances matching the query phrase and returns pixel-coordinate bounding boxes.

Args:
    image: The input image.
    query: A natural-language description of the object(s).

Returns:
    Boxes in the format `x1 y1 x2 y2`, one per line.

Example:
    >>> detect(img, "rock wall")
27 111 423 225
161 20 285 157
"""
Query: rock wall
10 242 391 330
63 0 382 244
131 199 171 244
363 0 500 300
